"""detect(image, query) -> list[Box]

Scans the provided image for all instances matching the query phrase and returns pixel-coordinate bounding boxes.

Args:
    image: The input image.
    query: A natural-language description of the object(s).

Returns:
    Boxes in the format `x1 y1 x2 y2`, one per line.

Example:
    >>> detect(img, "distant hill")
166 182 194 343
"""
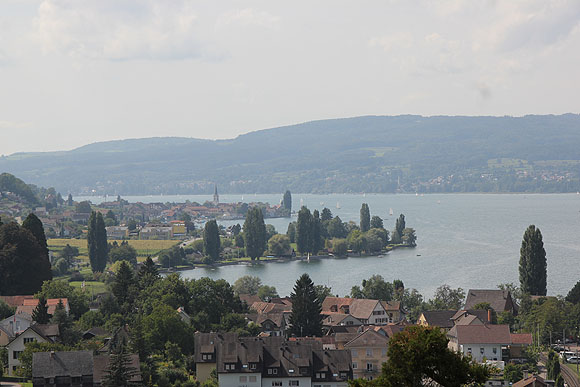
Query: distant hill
1 114 580 195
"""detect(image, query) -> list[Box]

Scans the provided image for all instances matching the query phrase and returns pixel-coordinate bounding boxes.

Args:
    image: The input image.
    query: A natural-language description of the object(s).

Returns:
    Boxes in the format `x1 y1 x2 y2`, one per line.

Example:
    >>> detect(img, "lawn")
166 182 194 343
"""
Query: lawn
48 238 180 259
69 280 108 294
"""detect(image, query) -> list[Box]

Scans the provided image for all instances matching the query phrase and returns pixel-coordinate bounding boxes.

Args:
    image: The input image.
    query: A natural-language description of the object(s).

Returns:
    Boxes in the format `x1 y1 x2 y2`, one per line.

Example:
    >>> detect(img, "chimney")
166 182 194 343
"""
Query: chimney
50 351 55 358
487 309 492 323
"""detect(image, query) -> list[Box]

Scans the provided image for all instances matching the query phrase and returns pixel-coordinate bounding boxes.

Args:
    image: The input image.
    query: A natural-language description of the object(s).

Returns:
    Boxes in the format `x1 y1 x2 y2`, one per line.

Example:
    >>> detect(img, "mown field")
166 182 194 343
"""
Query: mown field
48 239 180 261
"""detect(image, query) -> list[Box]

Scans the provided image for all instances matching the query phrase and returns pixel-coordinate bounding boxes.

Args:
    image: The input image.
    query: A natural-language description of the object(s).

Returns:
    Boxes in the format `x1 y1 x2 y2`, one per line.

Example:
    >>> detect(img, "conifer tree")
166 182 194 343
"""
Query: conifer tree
32 295 51 324
289 273 323 337
203 220 221 262
138 256 159 289
103 341 138 387
519 225 547 296
243 207 267 260
112 261 135 307
360 203 370 232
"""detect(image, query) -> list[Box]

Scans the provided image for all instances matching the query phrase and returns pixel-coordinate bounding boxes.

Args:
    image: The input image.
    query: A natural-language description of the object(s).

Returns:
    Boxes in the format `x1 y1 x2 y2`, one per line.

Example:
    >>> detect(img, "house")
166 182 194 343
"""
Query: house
512 375 549 387
239 294 262 307
0 324 12 346
447 324 511 363
105 226 129 240
323 313 363 328
139 226 173 240
417 310 457 330
16 298 70 316
322 297 396 325
7 324 60 375
344 328 390 381
247 311 290 337
464 289 518 315
81 327 110 341
194 332 224 382
32 350 94 387
451 309 490 326
93 353 142 386
510 333 533 359
380 301 407 323
0 312 34 338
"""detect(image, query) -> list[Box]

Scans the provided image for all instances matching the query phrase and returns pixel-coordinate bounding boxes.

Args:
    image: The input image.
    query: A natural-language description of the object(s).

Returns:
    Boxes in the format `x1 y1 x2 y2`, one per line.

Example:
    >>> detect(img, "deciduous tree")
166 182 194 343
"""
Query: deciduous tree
519 225 547 296
88 211 108 272
243 207 267 260
360 203 370 232
203 220 221 262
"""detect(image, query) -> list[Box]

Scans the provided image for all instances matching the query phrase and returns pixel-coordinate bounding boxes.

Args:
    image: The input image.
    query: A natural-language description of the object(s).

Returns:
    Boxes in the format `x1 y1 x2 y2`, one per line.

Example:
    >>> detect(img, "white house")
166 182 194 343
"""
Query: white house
6 324 59 375
0 312 34 337
447 324 511 363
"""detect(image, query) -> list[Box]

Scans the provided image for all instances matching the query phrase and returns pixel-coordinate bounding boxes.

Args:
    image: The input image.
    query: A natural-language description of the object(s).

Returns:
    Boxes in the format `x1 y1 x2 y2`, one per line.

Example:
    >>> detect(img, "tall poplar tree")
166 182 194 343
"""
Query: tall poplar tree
296 206 312 255
289 273 323 337
203 220 221 262
360 203 370 232
88 211 108 272
519 225 547 296
310 210 323 254
22 213 49 258
395 214 406 237
282 190 292 213
243 207 266 260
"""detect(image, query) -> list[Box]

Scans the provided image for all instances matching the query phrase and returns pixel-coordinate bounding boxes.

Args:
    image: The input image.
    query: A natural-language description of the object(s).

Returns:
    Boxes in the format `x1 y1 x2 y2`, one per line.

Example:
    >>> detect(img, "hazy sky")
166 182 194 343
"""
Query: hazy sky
1 0 579 156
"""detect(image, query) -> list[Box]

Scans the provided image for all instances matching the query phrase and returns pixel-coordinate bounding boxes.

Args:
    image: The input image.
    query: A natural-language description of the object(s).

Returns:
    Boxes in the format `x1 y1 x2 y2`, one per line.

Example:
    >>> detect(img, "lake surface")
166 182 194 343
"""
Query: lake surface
79 193 580 299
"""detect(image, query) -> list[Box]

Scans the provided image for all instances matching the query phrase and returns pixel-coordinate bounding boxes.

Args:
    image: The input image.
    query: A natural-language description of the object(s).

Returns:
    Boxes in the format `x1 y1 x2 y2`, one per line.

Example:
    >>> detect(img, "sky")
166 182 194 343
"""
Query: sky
0 0 579 156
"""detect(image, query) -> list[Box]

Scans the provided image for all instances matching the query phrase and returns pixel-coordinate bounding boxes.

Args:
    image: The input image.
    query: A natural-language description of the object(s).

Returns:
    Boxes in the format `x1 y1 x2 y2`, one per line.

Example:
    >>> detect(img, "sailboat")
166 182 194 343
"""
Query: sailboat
389 208 393 216
336 202 341 209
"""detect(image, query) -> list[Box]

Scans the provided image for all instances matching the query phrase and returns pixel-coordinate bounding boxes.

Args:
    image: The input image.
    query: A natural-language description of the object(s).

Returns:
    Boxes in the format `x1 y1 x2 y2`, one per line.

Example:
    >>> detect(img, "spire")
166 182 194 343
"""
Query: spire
213 184 219 205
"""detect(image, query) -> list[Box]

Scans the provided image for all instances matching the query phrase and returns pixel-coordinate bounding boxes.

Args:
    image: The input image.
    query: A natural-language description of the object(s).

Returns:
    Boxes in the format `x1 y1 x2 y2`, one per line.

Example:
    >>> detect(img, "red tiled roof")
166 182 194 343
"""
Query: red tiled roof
510 333 533 345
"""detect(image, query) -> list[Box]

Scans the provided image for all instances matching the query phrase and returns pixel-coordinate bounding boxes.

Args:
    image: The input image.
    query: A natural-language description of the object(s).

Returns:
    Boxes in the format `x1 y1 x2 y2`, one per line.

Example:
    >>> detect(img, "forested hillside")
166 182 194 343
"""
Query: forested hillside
1 114 579 194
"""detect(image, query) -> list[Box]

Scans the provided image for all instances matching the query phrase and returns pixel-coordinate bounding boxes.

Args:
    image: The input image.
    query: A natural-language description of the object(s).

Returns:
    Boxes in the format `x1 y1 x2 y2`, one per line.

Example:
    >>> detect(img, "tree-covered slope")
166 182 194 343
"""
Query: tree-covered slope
1 114 579 194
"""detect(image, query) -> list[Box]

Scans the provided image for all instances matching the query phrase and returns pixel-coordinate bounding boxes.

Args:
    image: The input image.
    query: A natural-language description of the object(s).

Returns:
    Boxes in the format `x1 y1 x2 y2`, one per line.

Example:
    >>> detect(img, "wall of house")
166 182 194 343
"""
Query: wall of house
0 329 10 346
196 363 216 383
368 303 389 325
349 346 388 380
7 330 46 375
218 372 261 387
260 376 310 387
459 343 503 362
312 383 349 387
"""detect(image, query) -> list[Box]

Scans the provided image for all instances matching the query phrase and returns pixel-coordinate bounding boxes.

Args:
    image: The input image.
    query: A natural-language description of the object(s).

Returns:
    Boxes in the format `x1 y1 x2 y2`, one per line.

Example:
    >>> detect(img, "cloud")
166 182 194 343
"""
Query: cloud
0 120 32 129
34 0 205 61
216 8 280 29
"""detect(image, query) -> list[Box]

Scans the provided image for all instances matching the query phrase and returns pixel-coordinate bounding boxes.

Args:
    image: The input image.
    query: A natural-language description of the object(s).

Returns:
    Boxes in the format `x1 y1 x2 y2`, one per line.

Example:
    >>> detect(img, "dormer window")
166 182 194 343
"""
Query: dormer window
224 363 236 371
202 353 212 360
267 368 278 375
315 372 325 379
250 363 257 370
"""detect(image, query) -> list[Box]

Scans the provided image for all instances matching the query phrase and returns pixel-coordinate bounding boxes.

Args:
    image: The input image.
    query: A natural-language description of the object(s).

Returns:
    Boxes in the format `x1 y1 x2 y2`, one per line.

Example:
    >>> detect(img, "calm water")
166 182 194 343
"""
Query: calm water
79 193 580 298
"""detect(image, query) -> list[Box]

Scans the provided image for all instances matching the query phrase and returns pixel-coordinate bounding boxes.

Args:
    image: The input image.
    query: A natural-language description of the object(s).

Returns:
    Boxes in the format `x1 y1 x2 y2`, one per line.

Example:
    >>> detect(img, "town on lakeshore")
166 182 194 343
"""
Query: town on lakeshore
1 172 578 387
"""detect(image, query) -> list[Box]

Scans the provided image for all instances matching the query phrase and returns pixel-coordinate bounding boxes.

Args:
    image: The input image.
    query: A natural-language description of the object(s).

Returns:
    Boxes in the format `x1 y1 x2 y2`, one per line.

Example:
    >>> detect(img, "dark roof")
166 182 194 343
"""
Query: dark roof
464 289 514 312
447 324 511 345
239 294 262 307
420 310 457 328
512 375 547 387
344 329 389 348
511 333 533 345
33 324 60 338
82 327 110 340
451 309 490 323
93 354 142 383
312 349 352 381
32 351 93 379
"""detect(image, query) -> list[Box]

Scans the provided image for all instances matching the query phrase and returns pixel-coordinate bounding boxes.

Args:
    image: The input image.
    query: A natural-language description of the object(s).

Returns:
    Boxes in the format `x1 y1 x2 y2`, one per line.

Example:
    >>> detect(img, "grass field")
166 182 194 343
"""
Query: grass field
69 280 107 294
48 238 180 258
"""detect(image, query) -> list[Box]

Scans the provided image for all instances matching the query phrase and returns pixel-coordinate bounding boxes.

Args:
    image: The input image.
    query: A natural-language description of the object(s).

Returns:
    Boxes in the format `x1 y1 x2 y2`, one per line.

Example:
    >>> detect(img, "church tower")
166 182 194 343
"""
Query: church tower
213 184 219 205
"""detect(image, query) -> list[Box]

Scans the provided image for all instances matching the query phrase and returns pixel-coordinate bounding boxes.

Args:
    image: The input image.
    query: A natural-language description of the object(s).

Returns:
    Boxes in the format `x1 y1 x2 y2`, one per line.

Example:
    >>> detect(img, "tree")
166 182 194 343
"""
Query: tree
138 256 159 289
0 300 15 320
22 213 48 257
103 341 139 387
503 364 524 383
331 239 348 257
309 210 323 254
282 190 292 215
370 215 383 229
429 285 465 310
289 274 323 337
402 228 417 247
321 208 333 221
327 216 347 238
395 214 406 237
112 261 136 307
109 243 138 265
88 211 108 272
314 285 333 301
286 222 296 243
75 200 92 214
51 299 77 345
67 193 73 207
36 280 89 319
351 326 489 387
203 220 221 262
243 207 267 260
257 285 278 302
32 295 51 324
233 276 262 295
268 234 291 256
567 280 580 304
351 275 394 301
296 206 312 255
0 222 52 295
360 203 370 232
519 225 547 296
265 224 278 241
105 210 118 226
365 231 383 253
60 244 79 264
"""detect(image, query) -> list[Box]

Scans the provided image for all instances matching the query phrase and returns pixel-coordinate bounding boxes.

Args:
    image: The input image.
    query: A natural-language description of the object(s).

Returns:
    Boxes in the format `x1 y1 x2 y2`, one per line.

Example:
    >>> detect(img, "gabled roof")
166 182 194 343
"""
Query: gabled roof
451 309 489 323
0 295 34 307
251 301 291 314
93 353 142 383
380 323 411 338
239 294 262 306
344 329 389 348
447 324 511 345
33 324 60 338
32 351 93 379
380 300 404 312
322 297 382 320
512 375 547 387
510 333 533 345
323 313 362 326
454 314 483 326
420 310 456 328
464 289 513 312
312 349 352 380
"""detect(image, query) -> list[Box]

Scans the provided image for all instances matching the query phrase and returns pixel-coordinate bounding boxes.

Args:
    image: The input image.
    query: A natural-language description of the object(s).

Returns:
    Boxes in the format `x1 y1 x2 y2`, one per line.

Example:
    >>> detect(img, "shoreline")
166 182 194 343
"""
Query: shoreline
159 244 414 273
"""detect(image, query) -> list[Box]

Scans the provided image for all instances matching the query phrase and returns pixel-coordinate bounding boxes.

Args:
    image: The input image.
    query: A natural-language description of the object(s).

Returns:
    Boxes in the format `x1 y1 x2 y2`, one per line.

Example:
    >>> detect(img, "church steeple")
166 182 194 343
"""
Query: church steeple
213 184 219 205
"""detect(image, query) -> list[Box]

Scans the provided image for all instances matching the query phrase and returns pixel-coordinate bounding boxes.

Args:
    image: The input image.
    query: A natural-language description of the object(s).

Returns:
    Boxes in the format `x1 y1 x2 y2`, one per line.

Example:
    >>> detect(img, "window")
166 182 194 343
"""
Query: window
268 368 278 375
366 349 373 357
239 376 247 382
202 354 212 360
366 363 373 371
249 376 257 383
480 347 484 354
351 350 358 357
340 372 348 379
381 348 387 357
224 363 235 370
23 337 35 344
250 363 257 370
492 347 497 354
352 362 358 369
289 381 299 386
316 372 325 379
13 351 22 360
272 382 282 387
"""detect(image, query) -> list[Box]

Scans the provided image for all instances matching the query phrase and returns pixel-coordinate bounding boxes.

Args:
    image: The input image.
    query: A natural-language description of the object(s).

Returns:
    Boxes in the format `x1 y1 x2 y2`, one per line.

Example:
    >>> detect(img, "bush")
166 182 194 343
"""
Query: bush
332 239 348 257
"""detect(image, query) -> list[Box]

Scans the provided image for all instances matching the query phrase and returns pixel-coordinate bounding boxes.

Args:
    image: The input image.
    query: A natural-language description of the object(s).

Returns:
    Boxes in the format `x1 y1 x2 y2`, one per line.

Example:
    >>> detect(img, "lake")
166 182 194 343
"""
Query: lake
79 193 580 299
